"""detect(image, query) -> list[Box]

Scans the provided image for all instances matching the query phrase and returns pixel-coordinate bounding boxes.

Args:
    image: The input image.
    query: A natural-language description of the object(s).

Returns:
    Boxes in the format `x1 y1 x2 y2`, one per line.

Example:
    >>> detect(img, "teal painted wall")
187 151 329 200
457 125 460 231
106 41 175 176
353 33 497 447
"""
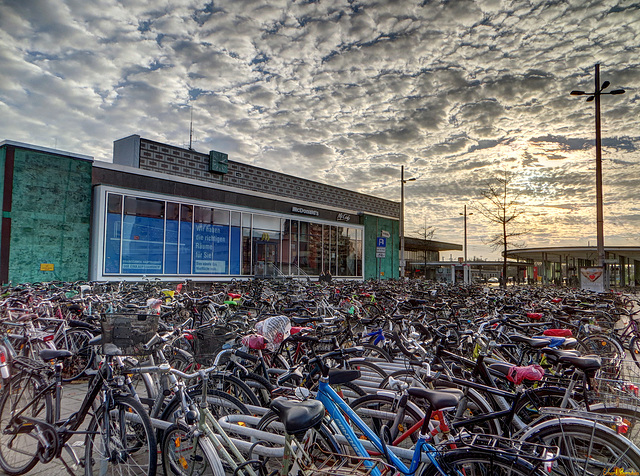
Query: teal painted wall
0 147 4 276
7 148 92 283
363 215 399 280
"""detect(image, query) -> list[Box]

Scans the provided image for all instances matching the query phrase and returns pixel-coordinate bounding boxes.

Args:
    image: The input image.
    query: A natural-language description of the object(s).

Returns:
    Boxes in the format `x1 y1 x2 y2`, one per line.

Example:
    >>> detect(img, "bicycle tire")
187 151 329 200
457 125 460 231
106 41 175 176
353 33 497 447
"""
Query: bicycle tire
256 409 340 474
84 393 157 476
521 418 640 476
0 371 53 475
54 328 95 382
418 448 543 476
358 343 393 362
160 387 249 429
346 358 388 382
162 422 225 476
208 372 261 407
576 333 624 379
511 386 580 426
348 393 423 449
236 371 274 407
629 335 640 371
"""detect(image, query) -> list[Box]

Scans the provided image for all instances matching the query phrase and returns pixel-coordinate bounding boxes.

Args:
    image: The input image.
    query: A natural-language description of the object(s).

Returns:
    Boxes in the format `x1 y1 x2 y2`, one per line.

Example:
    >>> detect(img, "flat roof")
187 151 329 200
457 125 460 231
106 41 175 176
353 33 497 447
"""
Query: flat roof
505 246 640 262
0 140 93 162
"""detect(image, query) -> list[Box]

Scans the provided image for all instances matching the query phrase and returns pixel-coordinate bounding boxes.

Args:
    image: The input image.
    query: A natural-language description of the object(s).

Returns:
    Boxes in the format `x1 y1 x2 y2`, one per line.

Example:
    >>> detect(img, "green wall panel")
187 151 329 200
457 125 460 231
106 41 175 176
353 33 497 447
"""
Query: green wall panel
363 215 399 280
7 149 92 284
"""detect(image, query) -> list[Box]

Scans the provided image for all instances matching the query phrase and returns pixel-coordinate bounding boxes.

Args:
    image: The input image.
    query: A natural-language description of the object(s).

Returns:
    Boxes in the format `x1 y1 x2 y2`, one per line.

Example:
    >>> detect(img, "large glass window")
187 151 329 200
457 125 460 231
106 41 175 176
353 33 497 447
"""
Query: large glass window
179 204 193 274
121 197 165 274
230 212 241 275
165 202 179 274
193 206 215 274
303 223 322 275
105 194 122 274
102 191 363 278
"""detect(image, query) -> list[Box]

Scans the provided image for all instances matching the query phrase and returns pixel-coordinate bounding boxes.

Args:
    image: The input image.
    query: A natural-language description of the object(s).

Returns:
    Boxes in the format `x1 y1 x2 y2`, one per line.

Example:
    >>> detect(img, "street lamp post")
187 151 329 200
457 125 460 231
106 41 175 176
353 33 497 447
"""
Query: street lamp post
459 205 473 262
460 205 473 283
571 64 625 270
400 165 417 278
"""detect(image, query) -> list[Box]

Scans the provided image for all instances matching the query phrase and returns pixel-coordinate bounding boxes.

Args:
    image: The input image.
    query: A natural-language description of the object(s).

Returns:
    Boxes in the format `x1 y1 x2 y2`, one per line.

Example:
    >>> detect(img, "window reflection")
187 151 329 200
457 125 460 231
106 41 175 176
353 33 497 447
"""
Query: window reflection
103 192 363 278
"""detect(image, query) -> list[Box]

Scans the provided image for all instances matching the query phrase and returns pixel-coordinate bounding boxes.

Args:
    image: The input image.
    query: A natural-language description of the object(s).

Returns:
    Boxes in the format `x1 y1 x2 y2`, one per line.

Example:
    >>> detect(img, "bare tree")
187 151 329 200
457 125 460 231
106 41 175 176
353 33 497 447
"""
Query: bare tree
412 222 436 278
474 170 526 286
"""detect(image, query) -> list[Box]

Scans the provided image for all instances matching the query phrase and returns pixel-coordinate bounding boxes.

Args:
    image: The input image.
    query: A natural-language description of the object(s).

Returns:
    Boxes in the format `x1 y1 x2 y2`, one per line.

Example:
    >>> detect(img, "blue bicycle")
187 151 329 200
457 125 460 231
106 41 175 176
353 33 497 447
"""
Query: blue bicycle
259 347 556 476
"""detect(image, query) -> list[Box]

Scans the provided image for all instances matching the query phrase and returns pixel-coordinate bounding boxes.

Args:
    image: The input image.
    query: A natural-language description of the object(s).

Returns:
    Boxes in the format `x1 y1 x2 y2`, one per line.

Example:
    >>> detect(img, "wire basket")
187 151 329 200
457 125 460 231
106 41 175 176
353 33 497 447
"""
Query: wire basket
100 312 159 356
298 443 396 475
193 324 235 365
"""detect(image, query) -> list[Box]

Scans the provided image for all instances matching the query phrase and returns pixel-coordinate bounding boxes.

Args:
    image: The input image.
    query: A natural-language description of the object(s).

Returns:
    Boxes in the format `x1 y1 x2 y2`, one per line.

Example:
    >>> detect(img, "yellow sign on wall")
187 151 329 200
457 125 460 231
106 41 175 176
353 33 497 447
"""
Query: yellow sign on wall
40 263 55 271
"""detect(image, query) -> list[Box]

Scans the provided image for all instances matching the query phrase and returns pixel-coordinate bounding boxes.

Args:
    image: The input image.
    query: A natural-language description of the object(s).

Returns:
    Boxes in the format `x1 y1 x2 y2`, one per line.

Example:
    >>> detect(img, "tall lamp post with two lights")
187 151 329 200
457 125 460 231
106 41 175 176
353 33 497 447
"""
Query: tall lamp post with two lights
400 165 417 278
570 64 625 275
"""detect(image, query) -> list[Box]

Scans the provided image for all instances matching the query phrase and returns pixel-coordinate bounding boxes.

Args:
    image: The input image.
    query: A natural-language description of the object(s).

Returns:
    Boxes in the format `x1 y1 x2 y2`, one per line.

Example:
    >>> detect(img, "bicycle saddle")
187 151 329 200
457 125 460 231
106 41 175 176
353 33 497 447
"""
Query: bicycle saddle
557 354 601 373
327 368 361 385
39 349 73 361
540 347 581 360
509 335 551 348
270 397 325 435
407 387 463 411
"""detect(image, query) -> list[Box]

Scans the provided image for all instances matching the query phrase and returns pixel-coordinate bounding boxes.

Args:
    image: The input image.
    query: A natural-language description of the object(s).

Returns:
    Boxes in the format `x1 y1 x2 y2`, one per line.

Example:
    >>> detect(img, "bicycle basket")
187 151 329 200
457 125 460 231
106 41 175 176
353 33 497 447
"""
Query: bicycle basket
100 313 159 356
193 325 235 365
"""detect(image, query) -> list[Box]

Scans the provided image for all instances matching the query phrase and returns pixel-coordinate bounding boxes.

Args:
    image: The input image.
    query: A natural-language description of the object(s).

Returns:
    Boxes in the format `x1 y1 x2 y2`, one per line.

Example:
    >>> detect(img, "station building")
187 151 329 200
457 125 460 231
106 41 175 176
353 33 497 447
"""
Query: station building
2 136 449 283
91 134 403 282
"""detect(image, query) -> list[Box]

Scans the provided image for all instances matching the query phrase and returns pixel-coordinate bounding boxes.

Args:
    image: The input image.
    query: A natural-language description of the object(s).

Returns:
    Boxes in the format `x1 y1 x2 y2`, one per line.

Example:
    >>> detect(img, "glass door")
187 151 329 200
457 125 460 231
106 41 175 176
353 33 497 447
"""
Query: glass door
255 241 279 277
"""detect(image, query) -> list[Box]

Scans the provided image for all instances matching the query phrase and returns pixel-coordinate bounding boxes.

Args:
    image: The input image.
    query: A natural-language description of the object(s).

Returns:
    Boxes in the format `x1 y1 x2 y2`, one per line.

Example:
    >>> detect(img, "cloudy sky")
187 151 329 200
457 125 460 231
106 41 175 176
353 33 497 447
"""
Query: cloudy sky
1 0 638 260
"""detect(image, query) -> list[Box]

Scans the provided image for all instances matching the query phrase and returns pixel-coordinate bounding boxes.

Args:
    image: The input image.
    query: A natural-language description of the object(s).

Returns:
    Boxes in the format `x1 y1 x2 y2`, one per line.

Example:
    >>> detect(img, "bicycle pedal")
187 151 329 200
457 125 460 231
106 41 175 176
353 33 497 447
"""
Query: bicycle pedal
190 454 204 462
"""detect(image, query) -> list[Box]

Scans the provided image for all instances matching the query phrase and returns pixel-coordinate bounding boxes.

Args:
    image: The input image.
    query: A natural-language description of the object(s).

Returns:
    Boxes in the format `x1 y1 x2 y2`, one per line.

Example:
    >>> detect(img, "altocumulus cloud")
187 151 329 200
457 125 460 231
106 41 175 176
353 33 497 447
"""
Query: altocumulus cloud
0 0 639 258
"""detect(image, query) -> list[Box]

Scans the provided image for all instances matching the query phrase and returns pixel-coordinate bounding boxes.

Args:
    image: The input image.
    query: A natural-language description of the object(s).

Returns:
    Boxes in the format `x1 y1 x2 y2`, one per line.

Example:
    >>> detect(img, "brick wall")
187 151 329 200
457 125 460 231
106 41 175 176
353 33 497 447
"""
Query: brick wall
138 139 400 218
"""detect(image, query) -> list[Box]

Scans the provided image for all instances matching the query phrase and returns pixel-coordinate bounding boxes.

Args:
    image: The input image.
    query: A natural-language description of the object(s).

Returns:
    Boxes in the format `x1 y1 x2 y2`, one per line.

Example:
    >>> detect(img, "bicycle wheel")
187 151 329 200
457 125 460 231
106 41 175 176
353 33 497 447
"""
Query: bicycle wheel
256 410 340 475
522 418 640 476
84 394 157 476
419 448 541 476
346 358 388 382
512 386 580 426
577 334 624 379
160 387 249 429
162 423 224 476
358 343 393 362
0 371 53 475
208 372 261 407
629 335 640 371
349 393 423 450
54 328 95 381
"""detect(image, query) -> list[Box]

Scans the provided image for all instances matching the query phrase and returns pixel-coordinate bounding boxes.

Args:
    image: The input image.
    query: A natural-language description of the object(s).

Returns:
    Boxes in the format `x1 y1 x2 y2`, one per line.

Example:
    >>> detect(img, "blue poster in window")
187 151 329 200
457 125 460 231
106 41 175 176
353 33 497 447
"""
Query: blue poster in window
105 212 121 274
230 226 241 275
179 221 192 274
194 223 229 274
122 215 164 274
165 219 178 274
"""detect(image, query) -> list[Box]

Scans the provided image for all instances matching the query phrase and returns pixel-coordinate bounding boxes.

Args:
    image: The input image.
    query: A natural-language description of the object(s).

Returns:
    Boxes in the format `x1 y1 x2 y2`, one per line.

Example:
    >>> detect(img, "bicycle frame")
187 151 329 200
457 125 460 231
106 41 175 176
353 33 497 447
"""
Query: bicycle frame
316 378 446 476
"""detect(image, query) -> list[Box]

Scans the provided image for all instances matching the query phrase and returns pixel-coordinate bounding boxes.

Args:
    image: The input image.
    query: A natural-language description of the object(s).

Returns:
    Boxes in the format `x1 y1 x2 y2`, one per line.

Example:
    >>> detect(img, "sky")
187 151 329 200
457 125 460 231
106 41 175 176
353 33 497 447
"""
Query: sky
1 0 639 261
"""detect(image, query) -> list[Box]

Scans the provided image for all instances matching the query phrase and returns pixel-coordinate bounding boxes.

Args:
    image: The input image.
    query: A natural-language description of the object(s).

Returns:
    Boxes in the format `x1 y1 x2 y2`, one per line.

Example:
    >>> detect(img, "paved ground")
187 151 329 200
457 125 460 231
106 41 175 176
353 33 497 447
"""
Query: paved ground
0 381 163 476
16 381 92 476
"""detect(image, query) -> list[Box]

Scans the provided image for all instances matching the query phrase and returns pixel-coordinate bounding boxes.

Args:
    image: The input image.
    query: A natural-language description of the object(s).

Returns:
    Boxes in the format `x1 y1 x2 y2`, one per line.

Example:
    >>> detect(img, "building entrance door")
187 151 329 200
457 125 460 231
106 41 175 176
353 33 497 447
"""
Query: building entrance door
255 241 279 277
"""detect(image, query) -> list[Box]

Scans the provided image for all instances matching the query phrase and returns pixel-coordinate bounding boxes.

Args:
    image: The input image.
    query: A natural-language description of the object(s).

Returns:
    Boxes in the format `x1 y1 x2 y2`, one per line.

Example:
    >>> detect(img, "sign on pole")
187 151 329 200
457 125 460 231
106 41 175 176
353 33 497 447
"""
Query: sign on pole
376 237 386 258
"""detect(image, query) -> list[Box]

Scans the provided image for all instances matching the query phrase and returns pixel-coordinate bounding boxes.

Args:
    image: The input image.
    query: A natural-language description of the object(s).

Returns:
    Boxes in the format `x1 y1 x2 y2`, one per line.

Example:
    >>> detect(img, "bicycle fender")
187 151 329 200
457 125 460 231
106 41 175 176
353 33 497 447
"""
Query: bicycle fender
518 416 639 447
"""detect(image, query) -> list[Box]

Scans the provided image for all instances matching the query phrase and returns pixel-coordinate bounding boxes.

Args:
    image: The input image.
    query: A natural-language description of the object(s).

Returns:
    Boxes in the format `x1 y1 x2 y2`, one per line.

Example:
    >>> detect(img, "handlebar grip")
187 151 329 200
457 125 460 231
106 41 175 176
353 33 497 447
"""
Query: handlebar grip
235 350 259 363
142 333 162 351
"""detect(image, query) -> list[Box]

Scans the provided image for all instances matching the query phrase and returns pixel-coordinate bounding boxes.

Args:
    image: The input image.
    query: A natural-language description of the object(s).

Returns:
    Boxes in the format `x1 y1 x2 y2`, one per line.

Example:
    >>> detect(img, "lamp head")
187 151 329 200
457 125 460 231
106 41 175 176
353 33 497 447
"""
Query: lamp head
570 90 585 96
